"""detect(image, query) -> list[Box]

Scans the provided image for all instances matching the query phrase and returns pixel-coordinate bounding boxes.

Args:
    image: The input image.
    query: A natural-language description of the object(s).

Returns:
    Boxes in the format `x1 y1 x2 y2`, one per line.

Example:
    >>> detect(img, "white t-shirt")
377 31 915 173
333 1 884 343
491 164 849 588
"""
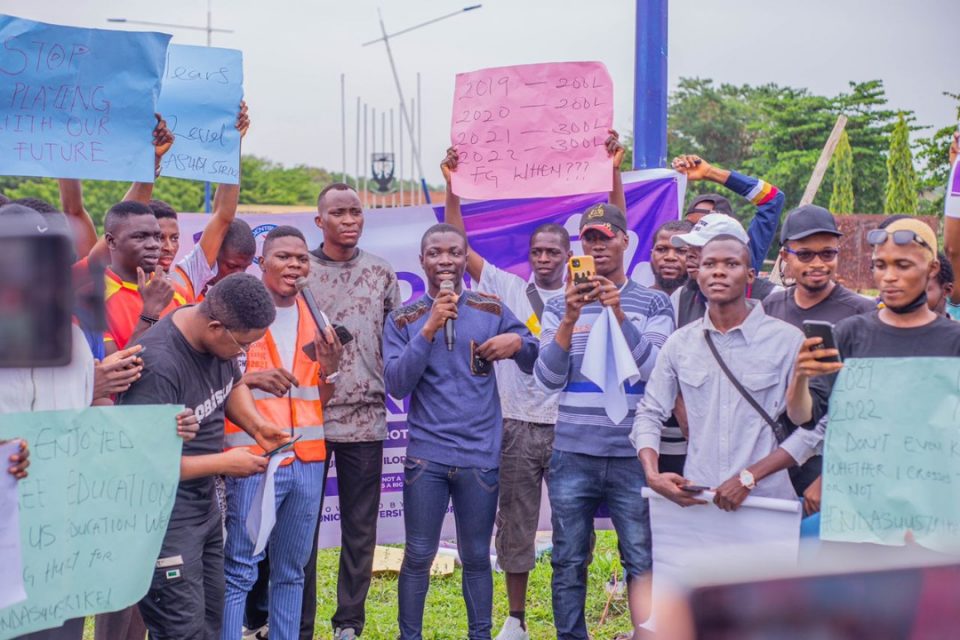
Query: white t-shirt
477 261 563 424
271 304 300 371
0 325 94 412
174 244 218 295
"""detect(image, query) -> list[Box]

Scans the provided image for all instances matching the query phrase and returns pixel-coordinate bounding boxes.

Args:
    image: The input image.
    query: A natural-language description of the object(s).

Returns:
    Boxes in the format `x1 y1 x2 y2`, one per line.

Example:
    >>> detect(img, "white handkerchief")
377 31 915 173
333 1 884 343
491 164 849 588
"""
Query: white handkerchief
245 451 294 555
580 306 641 423
0 440 27 609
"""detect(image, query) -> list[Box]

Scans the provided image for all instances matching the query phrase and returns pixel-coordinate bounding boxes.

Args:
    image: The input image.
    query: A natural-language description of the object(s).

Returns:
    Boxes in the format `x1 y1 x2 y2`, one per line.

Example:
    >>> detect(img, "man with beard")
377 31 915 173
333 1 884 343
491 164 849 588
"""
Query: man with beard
762 206 875 511
383 223 538 640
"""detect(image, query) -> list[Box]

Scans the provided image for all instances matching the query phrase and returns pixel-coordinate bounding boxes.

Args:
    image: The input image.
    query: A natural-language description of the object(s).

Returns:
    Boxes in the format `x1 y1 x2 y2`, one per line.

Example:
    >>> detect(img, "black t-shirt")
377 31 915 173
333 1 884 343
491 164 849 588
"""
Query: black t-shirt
119 311 241 525
809 312 960 424
763 284 877 329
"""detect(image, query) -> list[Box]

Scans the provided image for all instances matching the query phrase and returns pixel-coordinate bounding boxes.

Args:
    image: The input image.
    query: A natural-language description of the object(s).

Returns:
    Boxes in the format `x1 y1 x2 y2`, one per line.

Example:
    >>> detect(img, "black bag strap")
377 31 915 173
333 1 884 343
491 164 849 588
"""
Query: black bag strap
703 330 789 443
525 282 545 323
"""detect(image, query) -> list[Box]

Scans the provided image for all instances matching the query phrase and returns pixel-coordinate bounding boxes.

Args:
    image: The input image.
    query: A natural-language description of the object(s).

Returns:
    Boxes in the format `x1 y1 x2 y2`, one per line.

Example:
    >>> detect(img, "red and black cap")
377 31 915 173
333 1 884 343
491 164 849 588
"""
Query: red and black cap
579 203 627 238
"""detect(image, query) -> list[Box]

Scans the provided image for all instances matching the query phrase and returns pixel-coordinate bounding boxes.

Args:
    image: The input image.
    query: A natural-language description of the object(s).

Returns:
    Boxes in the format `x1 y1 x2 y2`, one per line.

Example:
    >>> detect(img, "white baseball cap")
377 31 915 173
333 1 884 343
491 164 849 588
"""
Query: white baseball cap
670 213 749 248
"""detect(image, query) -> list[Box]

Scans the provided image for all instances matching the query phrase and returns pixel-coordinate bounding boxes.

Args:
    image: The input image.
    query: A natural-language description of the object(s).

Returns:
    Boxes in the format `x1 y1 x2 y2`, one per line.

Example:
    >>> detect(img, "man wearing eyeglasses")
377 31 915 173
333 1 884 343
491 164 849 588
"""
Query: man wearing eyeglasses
762 205 876 513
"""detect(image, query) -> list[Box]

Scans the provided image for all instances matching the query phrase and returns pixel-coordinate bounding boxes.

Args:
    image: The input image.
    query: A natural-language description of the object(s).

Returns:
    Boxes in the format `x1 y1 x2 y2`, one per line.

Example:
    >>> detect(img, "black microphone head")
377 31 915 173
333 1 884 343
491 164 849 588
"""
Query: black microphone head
295 277 310 292
440 280 455 292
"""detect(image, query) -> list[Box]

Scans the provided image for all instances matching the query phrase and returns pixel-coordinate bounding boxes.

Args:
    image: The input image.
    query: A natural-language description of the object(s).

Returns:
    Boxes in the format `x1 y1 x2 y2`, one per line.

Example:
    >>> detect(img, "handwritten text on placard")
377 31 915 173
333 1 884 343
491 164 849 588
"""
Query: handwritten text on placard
820 357 960 553
0 15 170 182
450 61 614 200
0 406 182 639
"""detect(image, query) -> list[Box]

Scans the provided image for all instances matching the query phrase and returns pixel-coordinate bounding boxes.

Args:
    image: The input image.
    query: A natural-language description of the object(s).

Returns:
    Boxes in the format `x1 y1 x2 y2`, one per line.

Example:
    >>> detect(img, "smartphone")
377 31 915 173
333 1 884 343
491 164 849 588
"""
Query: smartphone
300 324 354 361
470 339 493 376
802 320 841 363
262 434 302 458
568 255 595 287
681 484 710 493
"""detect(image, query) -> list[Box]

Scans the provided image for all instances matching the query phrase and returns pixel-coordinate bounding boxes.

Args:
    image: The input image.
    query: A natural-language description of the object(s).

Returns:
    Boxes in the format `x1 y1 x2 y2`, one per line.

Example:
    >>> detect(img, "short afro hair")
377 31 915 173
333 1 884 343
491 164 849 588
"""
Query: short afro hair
654 219 694 239
531 223 571 249
936 252 955 287
702 233 751 264
317 182 357 209
262 225 306 255
420 223 467 253
221 219 256 257
199 273 276 331
12 197 59 214
148 199 178 220
104 200 155 234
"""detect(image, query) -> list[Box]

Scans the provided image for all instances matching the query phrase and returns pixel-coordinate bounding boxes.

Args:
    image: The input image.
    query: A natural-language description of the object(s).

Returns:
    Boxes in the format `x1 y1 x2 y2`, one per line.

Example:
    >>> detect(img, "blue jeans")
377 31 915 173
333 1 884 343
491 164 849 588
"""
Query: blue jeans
546 450 652 640
221 459 324 640
398 457 499 640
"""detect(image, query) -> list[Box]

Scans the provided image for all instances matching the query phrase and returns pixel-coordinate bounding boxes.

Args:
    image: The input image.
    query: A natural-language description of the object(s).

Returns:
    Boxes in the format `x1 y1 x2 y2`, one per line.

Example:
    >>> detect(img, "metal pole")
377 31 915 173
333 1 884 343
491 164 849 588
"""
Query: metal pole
203 0 214 213
417 72 424 205
410 97 415 206
633 0 668 169
355 96 361 190
361 5 482 47
340 74 347 183
372 107 376 207
377 9 430 204
363 103 368 207
399 103 404 206
391 108 396 207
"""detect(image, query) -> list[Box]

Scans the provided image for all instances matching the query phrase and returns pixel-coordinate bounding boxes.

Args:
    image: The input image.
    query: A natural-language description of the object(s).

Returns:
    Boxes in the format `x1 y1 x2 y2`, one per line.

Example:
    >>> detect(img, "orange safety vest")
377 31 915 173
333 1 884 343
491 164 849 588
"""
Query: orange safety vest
224 297 326 463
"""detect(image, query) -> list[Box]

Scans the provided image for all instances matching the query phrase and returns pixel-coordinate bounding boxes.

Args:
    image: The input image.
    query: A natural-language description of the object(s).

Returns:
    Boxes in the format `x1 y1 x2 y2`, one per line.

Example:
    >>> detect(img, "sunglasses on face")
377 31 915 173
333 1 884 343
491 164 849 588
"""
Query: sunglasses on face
866 229 933 253
784 247 840 263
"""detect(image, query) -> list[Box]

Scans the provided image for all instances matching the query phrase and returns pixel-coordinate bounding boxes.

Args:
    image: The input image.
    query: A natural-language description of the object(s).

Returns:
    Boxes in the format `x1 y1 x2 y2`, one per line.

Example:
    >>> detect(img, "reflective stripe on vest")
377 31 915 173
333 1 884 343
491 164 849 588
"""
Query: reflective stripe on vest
224 297 326 462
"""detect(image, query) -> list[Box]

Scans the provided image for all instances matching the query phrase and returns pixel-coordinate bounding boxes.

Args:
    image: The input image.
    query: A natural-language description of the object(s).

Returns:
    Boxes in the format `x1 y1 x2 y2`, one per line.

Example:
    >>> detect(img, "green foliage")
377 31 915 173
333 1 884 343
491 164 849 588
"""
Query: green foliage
829 129 855 214
884 112 919 215
915 92 960 214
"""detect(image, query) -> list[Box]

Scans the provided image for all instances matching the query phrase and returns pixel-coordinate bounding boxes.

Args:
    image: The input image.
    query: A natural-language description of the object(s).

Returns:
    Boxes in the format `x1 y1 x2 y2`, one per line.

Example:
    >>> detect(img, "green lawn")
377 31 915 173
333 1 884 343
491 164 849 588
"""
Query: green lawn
83 530 632 639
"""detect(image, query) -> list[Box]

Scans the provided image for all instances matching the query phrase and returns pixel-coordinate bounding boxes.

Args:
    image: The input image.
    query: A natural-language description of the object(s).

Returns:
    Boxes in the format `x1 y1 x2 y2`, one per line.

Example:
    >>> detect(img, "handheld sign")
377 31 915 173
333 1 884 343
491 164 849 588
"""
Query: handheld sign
0 15 170 182
820 357 960 554
156 44 244 184
0 406 183 638
450 61 614 200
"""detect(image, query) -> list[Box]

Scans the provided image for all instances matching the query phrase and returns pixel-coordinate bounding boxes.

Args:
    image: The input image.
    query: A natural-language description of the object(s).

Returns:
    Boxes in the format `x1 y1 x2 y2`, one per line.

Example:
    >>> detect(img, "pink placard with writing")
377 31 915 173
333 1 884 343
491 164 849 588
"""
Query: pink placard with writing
450 61 614 200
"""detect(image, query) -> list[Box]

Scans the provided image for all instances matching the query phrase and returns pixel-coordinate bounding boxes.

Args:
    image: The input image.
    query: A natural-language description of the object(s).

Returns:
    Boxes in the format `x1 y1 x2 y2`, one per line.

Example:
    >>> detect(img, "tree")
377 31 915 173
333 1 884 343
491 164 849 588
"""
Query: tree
915 92 960 214
829 130 855 214
884 112 919 215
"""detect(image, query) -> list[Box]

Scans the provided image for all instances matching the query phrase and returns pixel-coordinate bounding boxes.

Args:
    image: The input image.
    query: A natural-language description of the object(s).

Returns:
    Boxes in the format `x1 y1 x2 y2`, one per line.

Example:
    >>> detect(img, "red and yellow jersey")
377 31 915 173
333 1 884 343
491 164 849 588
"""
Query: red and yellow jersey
104 267 190 349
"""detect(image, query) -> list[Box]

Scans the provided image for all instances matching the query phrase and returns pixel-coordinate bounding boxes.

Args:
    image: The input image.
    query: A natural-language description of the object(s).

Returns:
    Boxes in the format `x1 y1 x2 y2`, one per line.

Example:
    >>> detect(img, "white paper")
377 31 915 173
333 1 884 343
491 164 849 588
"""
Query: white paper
641 487 802 630
245 451 294 555
580 306 640 423
0 440 27 609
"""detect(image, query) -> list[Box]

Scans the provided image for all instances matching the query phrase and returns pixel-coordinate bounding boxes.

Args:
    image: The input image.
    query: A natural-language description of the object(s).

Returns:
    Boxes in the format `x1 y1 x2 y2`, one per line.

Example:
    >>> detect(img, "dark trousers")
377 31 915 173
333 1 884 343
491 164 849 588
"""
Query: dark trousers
300 440 383 639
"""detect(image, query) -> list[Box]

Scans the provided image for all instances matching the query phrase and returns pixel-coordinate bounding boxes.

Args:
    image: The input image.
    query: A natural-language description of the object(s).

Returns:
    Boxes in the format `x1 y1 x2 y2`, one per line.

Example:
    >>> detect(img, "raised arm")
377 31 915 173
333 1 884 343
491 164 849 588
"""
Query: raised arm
57 179 98 258
441 147 485 282
606 129 626 214
124 113 175 204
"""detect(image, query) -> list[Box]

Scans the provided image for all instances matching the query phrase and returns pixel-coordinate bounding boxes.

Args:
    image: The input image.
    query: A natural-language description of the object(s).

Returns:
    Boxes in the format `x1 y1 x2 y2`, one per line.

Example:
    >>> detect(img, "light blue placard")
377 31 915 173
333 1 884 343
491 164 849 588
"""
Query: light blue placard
820 357 960 554
156 44 243 184
0 14 170 182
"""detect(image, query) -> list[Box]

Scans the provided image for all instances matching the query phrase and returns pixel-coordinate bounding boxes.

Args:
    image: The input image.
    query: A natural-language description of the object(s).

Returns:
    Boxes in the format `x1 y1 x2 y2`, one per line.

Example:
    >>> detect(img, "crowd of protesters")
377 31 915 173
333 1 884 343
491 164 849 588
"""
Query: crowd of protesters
2 106 959 640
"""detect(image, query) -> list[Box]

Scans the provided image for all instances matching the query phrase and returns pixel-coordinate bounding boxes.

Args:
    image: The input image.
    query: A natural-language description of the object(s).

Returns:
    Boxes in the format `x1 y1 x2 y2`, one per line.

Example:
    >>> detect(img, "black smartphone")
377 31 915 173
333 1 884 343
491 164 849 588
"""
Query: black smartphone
470 339 493 376
262 434 302 458
681 484 710 493
334 324 354 346
802 320 841 363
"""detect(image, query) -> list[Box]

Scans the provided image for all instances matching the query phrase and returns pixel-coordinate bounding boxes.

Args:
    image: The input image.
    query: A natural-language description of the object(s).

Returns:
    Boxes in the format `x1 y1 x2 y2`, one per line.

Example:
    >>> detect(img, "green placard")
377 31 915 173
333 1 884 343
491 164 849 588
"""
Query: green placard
0 405 183 638
821 357 960 553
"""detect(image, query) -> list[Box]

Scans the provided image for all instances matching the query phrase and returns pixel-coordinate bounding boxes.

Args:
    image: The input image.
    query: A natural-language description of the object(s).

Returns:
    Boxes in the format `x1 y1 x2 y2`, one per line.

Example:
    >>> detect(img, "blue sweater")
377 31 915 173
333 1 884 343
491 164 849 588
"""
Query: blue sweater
383 290 539 468
534 281 674 457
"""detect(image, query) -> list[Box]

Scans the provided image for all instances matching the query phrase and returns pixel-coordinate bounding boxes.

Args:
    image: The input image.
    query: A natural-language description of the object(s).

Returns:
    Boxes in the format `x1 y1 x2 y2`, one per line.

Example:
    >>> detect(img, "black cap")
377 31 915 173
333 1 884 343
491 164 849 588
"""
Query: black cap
779 205 841 244
579 203 627 238
685 193 733 217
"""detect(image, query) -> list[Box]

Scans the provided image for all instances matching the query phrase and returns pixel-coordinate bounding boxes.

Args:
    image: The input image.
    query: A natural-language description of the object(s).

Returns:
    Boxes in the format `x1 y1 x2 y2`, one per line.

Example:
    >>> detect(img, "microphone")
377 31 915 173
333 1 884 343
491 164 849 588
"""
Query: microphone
295 277 329 332
440 280 456 351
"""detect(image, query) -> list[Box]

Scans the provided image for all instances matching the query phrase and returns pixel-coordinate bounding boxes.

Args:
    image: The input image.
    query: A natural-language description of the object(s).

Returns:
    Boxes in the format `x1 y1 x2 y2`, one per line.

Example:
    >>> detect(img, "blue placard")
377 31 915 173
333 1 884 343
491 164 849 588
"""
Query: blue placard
156 44 244 184
0 14 170 182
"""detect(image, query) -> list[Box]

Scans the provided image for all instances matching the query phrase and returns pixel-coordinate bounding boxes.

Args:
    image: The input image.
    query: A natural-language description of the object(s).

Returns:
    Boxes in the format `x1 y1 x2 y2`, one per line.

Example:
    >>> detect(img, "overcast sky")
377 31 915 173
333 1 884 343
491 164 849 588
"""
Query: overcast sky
6 0 958 184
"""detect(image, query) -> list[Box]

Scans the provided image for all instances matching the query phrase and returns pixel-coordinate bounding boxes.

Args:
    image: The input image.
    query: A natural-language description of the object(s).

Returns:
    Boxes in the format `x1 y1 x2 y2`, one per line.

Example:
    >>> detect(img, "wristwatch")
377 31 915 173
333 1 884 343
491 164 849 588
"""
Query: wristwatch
322 371 340 384
739 469 757 491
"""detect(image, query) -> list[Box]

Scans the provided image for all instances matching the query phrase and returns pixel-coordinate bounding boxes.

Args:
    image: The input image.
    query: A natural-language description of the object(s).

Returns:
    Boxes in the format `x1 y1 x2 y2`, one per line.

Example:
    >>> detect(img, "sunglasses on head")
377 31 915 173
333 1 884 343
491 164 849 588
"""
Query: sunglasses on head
866 229 933 253
784 247 840 263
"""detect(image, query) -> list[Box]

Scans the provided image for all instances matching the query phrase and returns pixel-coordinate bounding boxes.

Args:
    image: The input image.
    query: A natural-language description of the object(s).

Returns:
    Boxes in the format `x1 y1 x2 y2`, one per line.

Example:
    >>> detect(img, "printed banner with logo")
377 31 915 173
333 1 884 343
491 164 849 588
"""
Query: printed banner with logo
175 169 684 546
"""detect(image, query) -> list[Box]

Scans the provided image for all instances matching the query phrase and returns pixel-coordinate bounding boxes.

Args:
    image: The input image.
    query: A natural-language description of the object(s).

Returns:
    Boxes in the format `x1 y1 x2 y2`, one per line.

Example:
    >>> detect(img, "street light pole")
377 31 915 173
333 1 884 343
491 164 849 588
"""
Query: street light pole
108 0 233 213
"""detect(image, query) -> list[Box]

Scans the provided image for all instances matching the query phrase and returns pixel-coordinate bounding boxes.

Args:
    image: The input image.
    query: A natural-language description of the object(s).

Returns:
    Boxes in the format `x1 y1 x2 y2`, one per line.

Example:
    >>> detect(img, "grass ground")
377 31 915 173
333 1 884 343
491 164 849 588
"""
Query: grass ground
82 531 632 639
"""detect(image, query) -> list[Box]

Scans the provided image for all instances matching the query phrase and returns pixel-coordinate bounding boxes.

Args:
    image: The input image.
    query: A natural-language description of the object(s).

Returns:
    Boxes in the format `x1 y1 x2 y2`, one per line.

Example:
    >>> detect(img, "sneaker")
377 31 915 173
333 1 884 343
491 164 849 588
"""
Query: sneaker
334 628 357 640
242 624 268 640
495 617 529 640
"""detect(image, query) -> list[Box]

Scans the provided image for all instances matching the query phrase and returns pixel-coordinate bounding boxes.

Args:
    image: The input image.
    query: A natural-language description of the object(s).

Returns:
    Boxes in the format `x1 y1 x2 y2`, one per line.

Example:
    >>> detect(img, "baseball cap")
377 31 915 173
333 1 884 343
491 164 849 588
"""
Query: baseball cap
780 205 841 244
579 203 627 238
685 193 734 217
671 213 749 248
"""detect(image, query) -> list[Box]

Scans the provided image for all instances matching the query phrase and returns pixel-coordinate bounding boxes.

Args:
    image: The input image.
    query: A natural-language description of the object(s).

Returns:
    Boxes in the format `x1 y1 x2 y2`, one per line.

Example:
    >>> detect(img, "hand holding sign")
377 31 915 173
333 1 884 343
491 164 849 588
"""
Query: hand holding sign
449 61 614 200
